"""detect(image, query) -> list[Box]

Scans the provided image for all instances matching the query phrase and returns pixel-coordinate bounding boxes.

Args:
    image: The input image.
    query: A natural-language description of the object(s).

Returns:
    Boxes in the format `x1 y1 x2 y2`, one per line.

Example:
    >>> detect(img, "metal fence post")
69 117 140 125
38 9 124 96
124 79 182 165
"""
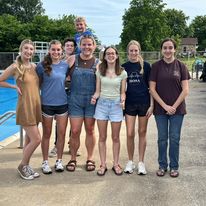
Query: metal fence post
19 126 24 149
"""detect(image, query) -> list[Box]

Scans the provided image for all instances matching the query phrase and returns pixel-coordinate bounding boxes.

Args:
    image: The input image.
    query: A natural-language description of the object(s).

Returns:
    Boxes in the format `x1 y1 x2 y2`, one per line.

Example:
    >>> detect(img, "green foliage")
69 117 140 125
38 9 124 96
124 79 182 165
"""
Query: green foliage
29 15 76 42
0 14 24 51
121 0 170 51
0 0 45 23
164 9 189 38
190 15 206 50
120 0 199 51
0 14 77 51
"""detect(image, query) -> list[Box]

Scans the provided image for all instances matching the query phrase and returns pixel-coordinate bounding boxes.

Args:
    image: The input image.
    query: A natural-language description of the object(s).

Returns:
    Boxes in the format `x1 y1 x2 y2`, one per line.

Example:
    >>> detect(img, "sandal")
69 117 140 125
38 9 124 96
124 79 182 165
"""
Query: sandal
66 160 77 172
97 165 107 176
112 164 123 176
85 160 96 171
156 168 167 177
170 169 179 178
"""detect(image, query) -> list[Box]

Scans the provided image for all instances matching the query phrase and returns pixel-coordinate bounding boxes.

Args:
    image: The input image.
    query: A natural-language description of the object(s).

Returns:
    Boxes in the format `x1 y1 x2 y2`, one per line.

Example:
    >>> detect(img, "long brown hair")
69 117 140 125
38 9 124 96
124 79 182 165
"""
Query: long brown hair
99 46 123 76
42 40 62 76
127 40 144 74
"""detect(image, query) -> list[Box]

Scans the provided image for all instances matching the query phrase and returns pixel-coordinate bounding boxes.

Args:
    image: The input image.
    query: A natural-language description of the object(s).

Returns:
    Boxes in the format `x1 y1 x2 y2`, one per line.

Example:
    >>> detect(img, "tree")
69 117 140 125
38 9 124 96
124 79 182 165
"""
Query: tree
0 14 25 51
164 9 189 38
120 0 170 51
29 15 76 42
0 0 45 23
189 15 206 50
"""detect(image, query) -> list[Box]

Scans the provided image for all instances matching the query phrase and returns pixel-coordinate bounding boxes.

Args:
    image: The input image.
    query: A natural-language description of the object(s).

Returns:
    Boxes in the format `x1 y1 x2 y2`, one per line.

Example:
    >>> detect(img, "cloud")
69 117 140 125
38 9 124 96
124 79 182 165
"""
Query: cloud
42 0 129 45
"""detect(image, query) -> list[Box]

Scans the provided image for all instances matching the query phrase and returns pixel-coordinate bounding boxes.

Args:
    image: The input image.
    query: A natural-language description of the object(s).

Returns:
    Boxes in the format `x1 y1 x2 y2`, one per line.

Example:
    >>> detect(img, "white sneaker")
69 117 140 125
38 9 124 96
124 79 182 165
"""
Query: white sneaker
41 160 52 174
124 160 135 174
49 146 57 158
138 162 147 175
27 165 40 178
55 159 64 172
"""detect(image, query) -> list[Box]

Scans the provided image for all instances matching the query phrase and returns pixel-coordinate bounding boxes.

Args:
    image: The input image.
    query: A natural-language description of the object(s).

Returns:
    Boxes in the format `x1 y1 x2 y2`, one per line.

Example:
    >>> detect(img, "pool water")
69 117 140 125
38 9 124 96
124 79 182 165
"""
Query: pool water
0 78 17 114
0 77 19 141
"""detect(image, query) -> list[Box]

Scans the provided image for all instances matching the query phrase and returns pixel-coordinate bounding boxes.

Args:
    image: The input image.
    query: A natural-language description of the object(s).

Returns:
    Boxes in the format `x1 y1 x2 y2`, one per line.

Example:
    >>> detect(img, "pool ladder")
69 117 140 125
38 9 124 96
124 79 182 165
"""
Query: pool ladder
0 111 23 148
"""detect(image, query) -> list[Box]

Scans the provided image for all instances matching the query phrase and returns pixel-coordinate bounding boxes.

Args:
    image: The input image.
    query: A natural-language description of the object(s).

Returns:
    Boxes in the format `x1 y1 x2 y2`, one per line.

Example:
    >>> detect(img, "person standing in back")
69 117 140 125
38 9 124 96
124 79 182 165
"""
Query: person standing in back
74 16 93 54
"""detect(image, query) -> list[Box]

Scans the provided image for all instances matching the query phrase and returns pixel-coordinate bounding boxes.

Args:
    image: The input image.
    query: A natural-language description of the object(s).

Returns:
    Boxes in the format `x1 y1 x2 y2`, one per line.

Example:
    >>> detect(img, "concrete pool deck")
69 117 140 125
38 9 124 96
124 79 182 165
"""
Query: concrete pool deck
0 79 205 206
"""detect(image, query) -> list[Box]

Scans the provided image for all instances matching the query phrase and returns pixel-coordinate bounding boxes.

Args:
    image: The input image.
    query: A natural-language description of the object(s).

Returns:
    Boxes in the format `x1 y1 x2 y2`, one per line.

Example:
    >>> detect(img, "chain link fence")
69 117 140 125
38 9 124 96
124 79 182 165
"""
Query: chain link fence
1 51 205 80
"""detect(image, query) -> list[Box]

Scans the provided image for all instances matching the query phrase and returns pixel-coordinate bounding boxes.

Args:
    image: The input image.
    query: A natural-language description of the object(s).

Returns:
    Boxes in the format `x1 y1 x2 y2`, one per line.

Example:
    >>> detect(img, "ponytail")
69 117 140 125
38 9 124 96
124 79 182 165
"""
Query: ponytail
42 54 52 76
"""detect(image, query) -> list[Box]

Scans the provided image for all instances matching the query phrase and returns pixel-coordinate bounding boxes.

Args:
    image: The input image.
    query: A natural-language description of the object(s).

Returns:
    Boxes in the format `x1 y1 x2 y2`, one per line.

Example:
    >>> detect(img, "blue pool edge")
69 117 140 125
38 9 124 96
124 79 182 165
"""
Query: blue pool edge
0 132 20 150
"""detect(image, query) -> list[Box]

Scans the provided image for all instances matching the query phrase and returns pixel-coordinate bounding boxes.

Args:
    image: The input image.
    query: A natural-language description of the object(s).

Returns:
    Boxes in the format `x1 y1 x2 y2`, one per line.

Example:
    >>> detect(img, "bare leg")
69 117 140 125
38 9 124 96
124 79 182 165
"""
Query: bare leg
97 120 108 167
125 115 136 161
84 117 96 161
23 133 30 153
41 116 53 161
69 117 83 161
111 121 122 166
138 116 148 162
20 125 41 166
56 114 68 160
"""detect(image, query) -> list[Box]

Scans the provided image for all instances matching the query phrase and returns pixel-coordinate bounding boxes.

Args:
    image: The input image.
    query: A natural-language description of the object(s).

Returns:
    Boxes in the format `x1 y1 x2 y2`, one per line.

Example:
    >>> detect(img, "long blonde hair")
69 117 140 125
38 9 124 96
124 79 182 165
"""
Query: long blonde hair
127 40 144 74
16 39 34 80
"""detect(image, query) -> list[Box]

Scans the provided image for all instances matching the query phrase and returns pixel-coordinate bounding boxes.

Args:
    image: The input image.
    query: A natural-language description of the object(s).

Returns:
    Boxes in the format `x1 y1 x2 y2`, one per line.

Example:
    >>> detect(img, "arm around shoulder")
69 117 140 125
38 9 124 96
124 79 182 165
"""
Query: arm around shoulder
66 55 75 68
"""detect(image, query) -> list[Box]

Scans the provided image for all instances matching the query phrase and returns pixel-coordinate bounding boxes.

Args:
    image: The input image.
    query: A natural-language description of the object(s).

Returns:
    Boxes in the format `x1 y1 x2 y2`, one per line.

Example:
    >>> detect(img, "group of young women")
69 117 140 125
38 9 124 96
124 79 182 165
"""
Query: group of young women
0 35 190 180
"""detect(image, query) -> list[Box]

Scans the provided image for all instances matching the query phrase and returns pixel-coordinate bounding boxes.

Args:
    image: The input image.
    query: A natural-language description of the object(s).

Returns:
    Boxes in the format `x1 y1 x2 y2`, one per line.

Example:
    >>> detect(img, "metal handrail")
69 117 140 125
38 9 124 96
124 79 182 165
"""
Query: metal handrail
0 111 16 125
0 111 23 148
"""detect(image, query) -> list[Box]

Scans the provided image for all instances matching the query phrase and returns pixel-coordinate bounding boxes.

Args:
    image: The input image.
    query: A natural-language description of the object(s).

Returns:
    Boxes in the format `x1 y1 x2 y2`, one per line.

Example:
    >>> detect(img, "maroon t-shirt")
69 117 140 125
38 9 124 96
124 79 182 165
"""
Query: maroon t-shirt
150 59 190 115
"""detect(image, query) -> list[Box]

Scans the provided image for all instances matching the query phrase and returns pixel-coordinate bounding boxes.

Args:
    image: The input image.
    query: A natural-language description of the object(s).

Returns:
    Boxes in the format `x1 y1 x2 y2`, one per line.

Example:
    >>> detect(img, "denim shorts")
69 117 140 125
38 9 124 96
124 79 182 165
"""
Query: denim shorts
68 94 95 118
94 97 123 122
124 103 150 117
42 104 68 118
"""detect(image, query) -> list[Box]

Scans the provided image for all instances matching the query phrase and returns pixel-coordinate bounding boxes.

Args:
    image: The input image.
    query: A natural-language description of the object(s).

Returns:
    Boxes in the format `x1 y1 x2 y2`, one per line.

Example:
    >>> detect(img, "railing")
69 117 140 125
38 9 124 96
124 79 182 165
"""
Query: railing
0 111 23 148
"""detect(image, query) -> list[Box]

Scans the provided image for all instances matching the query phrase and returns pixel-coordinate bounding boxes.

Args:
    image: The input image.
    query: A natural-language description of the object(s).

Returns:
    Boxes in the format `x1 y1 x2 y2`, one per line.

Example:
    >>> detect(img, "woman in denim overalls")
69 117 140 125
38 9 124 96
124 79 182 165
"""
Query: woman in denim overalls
66 35 98 172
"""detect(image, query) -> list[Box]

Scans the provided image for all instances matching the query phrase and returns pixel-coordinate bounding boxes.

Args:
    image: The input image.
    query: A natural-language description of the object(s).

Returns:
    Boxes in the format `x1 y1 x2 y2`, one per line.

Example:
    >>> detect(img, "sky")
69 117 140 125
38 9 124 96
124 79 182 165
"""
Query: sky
42 0 206 46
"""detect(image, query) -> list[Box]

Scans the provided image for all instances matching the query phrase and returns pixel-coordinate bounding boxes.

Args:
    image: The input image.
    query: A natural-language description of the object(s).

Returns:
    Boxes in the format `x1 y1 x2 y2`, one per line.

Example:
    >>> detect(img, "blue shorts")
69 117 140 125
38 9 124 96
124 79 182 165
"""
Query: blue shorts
68 94 95 118
42 104 68 118
124 103 149 117
94 97 123 122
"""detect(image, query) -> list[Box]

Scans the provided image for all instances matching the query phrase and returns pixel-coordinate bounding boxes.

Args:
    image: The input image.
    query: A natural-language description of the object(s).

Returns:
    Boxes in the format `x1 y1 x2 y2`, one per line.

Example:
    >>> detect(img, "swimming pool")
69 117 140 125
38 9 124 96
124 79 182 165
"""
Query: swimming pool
0 77 19 141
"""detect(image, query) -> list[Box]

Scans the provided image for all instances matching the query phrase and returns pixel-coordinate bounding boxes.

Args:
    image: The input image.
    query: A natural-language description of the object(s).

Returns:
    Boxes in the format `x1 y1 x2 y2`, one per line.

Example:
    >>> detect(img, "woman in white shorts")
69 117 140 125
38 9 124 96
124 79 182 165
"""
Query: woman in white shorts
91 46 127 176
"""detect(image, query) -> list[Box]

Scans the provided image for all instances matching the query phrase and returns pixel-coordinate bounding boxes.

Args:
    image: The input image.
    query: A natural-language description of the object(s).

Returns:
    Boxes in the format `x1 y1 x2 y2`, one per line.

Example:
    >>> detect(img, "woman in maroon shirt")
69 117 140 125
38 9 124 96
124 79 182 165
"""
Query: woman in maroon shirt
149 38 190 178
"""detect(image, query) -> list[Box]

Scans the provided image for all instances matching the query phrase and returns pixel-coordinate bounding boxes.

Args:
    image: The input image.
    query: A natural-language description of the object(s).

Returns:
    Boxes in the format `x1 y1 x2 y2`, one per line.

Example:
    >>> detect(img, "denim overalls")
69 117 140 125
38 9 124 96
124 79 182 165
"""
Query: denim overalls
68 55 98 118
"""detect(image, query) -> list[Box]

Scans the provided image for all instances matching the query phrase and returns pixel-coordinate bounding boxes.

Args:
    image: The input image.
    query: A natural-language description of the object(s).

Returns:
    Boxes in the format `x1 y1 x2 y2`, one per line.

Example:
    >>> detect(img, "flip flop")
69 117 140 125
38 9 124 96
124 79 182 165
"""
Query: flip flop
97 165 107 176
170 169 179 178
112 164 123 176
66 160 77 172
85 160 96 171
156 168 167 177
